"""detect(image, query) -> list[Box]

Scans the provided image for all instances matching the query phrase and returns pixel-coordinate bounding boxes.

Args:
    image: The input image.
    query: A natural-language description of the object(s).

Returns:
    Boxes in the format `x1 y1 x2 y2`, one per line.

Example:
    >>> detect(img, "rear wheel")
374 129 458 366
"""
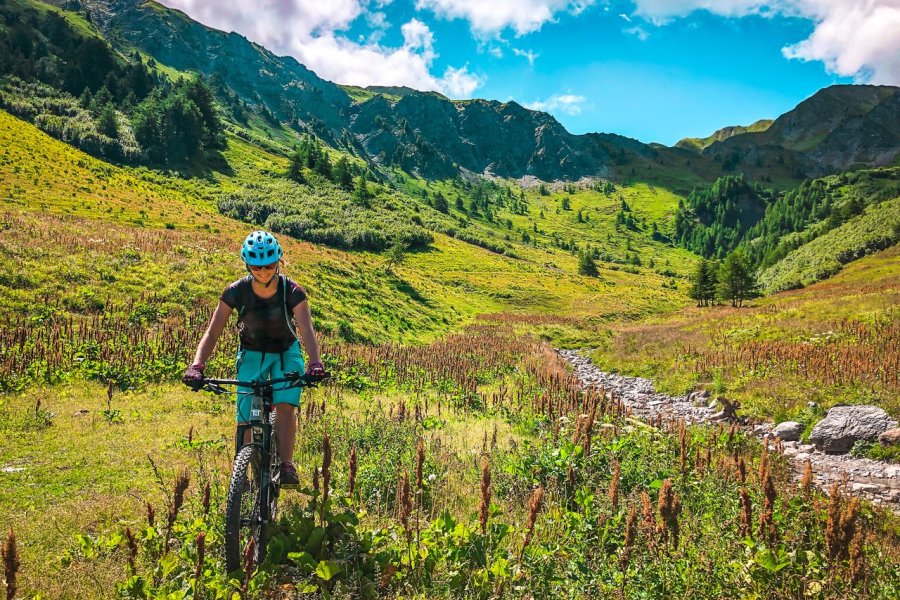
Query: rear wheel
225 444 266 573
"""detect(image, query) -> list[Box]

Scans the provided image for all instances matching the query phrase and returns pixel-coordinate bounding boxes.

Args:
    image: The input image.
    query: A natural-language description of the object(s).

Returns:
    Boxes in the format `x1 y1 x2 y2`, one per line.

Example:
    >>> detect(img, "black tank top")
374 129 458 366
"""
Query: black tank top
219 275 307 352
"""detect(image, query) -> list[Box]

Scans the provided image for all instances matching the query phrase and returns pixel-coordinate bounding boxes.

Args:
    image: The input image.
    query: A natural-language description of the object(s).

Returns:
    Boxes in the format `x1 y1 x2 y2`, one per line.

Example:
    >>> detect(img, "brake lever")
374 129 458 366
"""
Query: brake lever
203 382 228 395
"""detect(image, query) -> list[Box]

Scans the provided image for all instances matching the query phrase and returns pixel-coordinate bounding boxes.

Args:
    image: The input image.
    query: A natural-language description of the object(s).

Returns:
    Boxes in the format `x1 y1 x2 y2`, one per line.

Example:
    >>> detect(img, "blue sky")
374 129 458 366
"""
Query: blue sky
160 1 899 145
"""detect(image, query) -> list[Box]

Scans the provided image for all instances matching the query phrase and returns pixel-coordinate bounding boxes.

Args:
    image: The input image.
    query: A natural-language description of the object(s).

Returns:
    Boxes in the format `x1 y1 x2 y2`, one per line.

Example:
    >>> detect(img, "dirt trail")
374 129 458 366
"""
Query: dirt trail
558 349 900 509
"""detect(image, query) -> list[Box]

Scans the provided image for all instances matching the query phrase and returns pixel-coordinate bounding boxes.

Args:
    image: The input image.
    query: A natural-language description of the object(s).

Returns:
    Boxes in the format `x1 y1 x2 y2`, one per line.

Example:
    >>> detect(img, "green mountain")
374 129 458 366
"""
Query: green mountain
674 167 900 285
45 0 899 186
675 119 773 151
699 85 900 177
1 0 897 295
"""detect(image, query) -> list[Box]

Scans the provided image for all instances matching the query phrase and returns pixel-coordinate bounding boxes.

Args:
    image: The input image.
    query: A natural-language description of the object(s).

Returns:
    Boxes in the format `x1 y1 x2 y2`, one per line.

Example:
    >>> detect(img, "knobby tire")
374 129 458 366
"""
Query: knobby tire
224 444 266 573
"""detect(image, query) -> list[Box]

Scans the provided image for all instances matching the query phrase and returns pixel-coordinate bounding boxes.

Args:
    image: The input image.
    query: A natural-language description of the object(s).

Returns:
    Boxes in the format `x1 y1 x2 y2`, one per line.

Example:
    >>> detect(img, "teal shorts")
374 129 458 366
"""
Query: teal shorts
235 341 305 422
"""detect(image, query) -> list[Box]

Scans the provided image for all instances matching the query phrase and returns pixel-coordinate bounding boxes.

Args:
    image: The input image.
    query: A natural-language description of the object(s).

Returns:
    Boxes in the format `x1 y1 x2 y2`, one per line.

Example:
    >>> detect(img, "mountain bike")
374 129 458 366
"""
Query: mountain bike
197 371 322 573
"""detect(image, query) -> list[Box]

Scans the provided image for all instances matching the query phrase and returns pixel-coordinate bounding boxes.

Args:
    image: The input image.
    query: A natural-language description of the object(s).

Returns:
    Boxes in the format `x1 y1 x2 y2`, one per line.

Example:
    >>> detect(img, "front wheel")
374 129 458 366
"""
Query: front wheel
225 444 267 573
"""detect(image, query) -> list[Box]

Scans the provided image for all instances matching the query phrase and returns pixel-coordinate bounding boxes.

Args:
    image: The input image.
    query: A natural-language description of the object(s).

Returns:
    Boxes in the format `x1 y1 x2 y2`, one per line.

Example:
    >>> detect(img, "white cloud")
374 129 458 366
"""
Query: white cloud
440 65 486 97
513 48 540 66
624 26 649 41
415 0 597 36
632 1 774 24
630 0 900 84
782 1 900 85
524 93 588 115
157 1 486 97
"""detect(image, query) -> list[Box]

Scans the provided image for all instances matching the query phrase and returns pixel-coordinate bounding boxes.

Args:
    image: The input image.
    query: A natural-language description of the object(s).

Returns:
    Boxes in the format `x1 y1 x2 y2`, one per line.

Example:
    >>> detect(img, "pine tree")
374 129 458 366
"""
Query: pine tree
288 150 306 183
334 156 353 190
716 251 758 307
689 259 718 307
578 251 599 277
97 103 118 138
353 174 371 206
433 191 448 213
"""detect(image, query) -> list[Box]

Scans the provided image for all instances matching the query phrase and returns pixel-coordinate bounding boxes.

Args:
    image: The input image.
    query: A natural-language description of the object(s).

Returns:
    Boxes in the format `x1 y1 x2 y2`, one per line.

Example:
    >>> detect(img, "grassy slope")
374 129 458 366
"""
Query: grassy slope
579 244 899 421
1 104 899 600
759 194 900 292
676 119 775 151
0 109 693 343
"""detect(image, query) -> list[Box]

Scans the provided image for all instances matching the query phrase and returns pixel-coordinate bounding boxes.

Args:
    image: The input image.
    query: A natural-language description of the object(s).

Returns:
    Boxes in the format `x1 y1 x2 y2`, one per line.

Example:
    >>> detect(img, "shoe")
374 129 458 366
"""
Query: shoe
279 462 300 487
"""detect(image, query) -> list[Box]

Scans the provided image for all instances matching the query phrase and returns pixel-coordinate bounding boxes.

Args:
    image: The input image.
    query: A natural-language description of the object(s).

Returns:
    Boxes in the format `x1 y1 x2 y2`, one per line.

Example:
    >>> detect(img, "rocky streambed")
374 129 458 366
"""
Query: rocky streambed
558 349 900 509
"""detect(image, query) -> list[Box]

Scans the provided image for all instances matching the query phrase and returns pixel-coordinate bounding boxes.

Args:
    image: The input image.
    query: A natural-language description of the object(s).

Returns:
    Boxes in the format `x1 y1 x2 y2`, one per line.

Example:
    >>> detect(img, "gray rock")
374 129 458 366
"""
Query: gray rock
809 405 898 453
878 428 900 446
753 424 771 436
688 390 710 406
772 421 805 442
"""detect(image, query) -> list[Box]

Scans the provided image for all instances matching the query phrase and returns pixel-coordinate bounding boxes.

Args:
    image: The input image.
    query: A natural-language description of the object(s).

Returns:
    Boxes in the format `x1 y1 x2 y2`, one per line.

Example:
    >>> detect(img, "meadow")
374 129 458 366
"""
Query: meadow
581 245 900 430
1 101 899 599
3 323 899 599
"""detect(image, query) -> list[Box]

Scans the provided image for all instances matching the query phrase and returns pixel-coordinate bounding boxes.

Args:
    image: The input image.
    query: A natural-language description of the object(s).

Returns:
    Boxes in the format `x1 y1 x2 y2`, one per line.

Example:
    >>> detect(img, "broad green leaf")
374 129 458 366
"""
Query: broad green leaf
315 559 342 581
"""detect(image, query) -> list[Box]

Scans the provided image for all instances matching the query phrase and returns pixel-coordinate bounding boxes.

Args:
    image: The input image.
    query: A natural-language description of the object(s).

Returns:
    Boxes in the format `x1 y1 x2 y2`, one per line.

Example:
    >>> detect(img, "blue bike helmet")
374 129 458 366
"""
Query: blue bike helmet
240 230 283 266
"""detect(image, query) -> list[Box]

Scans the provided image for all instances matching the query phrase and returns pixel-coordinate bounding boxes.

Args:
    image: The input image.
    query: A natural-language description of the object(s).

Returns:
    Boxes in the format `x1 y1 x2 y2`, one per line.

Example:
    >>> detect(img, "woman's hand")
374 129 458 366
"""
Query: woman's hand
182 363 205 390
305 360 327 382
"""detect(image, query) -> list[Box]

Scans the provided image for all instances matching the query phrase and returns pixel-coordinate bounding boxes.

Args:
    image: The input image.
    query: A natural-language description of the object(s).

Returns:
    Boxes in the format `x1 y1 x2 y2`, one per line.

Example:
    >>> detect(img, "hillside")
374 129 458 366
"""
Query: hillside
674 167 900 268
758 194 900 292
1 2 900 598
675 119 774 151
0 106 694 361
30 0 895 187
701 85 900 177
583 243 900 420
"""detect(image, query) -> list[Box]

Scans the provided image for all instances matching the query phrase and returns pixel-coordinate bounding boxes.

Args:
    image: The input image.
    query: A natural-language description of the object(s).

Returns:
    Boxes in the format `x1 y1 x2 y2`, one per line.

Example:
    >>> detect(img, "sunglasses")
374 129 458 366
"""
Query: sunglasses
249 263 278 272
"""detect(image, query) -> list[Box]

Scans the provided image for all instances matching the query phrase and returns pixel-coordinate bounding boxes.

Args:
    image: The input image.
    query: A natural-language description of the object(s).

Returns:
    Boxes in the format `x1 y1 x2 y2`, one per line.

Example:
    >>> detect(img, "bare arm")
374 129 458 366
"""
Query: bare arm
292 299 321 364
192 300 233 366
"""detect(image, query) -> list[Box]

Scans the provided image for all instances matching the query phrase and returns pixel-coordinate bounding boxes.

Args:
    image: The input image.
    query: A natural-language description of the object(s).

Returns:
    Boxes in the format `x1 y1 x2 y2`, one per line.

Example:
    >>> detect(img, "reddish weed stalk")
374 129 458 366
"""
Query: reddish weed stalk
3 529 19 600
479 456 492 535
520 486 544 559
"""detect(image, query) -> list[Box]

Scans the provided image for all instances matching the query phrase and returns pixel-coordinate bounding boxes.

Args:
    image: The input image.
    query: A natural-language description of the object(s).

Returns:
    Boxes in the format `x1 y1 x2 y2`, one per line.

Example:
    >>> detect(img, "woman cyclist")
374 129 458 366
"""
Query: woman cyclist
182 231 326 485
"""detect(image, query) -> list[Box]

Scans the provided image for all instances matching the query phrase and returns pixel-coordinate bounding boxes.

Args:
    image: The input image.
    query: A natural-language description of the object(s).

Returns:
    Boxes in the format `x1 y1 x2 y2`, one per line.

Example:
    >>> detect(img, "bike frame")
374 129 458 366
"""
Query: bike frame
201 372 314 533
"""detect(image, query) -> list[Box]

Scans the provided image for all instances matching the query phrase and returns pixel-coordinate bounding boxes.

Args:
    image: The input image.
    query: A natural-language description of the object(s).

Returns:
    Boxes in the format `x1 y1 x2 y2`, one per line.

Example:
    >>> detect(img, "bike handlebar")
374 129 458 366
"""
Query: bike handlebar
193 371 328 395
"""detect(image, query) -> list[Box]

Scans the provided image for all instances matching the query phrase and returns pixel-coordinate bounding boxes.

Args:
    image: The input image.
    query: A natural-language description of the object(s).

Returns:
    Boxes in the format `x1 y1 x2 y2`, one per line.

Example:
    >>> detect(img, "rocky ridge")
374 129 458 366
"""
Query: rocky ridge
70 1 900 182
558 349 900 509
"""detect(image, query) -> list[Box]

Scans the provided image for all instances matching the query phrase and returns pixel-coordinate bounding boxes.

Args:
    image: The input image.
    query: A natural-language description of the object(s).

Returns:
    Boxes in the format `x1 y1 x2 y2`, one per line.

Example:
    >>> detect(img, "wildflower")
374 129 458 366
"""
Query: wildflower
657 479 681 550
322 432 332 506
479 456 492 535
195 531 206 582
349 445 358 498
620 506 638 571
609 460 620 510
758 443 768 483
125 527 138 574
399 471 412 542
201 482 211 518
825 483 843 560
4 529 20 600
800 460 813 493
849 528 866 584
739 487 753 539
521 486 544 557
640 491 654 535
758 468 777 545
